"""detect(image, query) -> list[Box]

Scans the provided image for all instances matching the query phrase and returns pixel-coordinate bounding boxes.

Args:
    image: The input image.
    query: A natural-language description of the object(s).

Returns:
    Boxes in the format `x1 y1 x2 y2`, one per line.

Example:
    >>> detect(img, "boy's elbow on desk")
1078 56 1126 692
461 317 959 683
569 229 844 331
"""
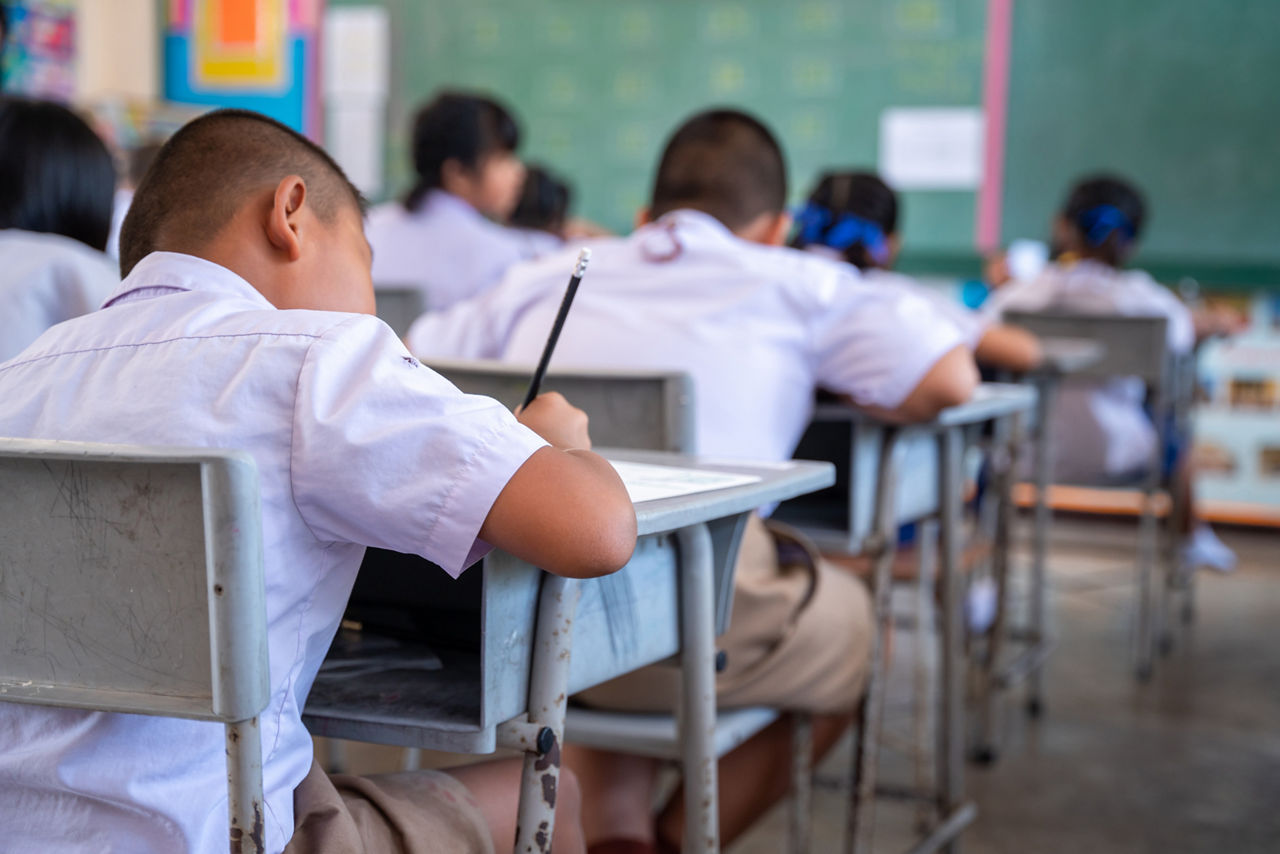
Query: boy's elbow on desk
895 345 980 421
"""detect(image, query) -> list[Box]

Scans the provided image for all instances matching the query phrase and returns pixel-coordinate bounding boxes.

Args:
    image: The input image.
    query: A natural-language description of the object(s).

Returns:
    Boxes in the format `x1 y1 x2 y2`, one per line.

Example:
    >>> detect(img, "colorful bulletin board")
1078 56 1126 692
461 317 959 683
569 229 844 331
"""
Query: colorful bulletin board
164 0 323 137
0 0 77 99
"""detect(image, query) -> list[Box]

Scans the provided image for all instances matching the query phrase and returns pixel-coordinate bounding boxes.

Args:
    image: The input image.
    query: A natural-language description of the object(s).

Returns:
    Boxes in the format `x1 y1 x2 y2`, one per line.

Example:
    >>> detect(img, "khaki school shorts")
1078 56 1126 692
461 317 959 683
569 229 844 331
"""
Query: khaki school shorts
284 758 493 854
576 514 873 715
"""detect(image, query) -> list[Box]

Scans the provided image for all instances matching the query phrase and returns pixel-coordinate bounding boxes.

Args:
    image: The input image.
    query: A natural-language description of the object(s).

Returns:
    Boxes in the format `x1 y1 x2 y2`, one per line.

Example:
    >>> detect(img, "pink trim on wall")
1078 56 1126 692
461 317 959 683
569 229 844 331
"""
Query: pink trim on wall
975 0 1013 251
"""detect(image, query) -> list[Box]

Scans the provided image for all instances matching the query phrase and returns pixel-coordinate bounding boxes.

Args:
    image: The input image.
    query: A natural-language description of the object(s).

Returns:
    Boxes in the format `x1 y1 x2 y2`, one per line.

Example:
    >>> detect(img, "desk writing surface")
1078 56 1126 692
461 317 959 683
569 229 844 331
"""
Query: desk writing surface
776 384 1037 550
303 453 834 752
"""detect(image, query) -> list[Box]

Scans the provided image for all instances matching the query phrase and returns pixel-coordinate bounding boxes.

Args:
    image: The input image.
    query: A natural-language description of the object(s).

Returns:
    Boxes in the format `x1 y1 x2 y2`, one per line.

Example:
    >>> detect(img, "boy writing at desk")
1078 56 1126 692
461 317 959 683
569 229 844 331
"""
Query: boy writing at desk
0 109 637 854
407 109 979 853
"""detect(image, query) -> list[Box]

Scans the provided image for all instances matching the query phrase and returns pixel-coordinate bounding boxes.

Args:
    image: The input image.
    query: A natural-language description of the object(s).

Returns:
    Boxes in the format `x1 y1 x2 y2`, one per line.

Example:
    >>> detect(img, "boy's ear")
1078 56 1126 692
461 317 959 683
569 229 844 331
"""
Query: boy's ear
265 175 307 262
633 206 652 229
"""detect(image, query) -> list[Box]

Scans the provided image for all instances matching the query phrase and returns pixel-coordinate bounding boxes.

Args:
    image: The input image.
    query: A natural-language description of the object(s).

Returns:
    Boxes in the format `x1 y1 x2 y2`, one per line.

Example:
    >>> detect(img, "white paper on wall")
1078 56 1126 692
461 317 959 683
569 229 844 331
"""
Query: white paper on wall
322 7 390 99
879 107 985 190
326 100 384 196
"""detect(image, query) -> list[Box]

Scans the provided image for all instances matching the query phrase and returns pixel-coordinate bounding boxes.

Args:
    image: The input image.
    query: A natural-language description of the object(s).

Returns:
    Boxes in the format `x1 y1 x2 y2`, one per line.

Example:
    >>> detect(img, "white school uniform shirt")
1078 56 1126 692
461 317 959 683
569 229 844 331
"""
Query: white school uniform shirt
0 252 547 854
407 209 967 464
366 189 544 310
801 246 990 351
984 259 1194 481
0 229 119 362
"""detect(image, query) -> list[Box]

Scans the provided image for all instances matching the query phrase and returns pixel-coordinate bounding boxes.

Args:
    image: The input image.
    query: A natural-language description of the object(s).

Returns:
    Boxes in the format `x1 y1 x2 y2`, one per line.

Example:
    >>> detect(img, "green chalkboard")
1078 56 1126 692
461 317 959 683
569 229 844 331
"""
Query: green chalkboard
337 0 988 251
1002 0 1280 272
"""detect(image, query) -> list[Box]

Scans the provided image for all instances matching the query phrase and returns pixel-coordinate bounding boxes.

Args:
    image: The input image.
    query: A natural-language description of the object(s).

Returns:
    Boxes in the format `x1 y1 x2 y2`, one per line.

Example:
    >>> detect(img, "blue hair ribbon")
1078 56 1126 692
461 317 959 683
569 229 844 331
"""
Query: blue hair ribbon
794 202 890 265
1079 204 1136 248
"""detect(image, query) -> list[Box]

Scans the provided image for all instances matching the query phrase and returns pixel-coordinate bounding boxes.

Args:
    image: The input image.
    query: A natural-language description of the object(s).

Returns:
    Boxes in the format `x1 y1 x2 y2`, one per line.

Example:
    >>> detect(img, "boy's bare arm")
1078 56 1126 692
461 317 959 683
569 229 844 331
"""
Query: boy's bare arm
479 392 637 579
975 325 1043 374
853 344 979 424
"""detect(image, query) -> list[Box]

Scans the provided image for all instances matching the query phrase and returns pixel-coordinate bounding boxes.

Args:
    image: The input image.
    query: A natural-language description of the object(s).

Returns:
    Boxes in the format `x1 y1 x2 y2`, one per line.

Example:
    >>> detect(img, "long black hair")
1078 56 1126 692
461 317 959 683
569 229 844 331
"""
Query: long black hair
0 96 116 251
1059 174 1146 267
403 91 520 212
791 171 898 270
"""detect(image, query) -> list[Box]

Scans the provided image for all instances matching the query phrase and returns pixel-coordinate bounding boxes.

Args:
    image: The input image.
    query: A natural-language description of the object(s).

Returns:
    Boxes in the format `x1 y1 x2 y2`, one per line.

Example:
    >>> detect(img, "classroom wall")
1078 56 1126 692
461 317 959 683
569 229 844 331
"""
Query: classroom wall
329 0 1280 286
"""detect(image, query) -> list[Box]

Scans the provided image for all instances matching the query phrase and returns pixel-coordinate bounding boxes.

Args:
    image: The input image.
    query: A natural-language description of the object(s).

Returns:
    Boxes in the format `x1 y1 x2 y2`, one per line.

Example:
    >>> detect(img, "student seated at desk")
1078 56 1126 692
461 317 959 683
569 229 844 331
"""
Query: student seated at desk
406 109 979 853
0 95 119 362
509 163 572 255
791 170 1042 373
984 174 1243 571
366 90 541 310
0 108 637 854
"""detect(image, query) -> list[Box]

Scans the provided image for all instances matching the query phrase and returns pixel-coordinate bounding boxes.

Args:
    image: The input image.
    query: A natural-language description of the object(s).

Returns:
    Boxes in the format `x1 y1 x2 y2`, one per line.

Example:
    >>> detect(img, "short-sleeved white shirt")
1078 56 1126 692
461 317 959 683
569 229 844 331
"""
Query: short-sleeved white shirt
0 229 119 362
984 260 1194 480
407 209 967 463
0 252 547 853
366 190 544 310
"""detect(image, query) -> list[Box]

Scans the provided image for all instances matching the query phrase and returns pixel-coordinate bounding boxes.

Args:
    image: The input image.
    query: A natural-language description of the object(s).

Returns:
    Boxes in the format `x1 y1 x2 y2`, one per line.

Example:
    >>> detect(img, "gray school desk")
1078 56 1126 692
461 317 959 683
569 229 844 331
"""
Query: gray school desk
303 450 834 854
773 382 1036 854
995 337 1105 725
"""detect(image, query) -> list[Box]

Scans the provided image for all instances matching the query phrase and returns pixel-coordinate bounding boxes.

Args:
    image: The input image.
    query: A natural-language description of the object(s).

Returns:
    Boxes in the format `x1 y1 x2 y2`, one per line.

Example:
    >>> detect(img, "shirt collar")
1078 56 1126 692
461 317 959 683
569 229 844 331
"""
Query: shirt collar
423 189 488 223
103 251 275 310
633 209 742 260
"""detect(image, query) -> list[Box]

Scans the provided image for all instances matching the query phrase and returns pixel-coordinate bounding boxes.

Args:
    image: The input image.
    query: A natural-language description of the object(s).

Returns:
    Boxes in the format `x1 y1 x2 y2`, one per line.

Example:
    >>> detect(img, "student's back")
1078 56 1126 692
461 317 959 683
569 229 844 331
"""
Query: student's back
985 177 1192 481
366 91 539 309
0 96 119 359
411 210 964 462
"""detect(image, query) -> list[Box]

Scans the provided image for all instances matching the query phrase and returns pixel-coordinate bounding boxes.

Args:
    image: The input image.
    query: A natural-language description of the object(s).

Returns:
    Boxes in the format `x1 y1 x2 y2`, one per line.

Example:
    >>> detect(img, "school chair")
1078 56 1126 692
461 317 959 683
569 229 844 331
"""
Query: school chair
1002 312 1183 681
426 358 696 453
373 285 428 337
0 438 269 854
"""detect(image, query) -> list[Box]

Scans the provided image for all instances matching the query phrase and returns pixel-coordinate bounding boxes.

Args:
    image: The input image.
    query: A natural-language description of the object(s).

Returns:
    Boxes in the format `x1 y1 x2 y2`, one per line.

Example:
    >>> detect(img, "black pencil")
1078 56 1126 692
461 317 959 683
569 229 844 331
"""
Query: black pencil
521 248 592 410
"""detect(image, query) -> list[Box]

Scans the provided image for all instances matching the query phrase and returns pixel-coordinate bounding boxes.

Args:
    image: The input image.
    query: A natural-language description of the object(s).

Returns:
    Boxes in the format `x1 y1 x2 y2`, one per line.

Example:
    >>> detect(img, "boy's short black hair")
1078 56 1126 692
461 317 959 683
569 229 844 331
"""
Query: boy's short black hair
791 171 898 270
119 108 365 277
0 95 116 252
648 109 787 231
509 165 572 235
404 91 521 212
1060 174 1146 266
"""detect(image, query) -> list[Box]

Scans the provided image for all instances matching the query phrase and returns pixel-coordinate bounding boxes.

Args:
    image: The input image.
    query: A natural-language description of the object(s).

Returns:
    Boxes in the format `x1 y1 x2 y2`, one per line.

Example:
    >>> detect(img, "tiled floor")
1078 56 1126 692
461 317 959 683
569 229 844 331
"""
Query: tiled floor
731 517 1280 854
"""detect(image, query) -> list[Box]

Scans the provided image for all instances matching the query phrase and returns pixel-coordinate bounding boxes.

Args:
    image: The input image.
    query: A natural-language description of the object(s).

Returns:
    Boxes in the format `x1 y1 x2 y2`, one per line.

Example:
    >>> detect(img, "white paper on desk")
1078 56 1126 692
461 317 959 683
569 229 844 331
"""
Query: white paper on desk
610 461 761 504
879 107 984 190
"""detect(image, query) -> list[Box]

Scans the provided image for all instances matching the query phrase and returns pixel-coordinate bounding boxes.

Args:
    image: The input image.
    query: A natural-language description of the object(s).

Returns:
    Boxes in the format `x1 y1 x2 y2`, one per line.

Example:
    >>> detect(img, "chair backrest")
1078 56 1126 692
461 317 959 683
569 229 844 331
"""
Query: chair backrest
427 358 696 453
374 286 428 338
0 439 268 724
1003 311 1169 386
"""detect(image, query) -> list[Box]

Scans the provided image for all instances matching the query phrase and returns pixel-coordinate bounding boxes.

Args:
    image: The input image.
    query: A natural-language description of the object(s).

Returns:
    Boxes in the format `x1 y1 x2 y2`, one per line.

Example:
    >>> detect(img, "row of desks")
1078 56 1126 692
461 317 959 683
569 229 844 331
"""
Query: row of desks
305 339 1101 854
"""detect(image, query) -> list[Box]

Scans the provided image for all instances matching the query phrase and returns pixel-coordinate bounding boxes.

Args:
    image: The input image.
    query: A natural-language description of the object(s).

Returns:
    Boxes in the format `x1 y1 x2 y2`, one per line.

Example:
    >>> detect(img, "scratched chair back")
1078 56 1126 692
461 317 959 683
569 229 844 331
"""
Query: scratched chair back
427 358 696 453
0 439 269 854
373 285 428 338
1003 311 1169 386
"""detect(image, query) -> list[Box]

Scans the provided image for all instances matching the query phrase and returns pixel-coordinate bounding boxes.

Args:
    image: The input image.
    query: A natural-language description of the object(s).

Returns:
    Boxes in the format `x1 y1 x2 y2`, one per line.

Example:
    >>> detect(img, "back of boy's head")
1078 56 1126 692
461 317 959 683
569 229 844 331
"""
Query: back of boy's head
0 95 116 253
404 90 520 212
791 171 897 270
648 109 787 232
509 165 572 235
119 108 364 278
1060 174 1146 266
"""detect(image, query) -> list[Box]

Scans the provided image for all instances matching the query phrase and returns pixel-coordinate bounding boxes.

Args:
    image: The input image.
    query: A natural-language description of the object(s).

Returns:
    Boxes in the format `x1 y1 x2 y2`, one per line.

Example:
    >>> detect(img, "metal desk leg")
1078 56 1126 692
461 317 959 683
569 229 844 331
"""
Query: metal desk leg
227 716 264 854
676 523 719 854
789 713 813 854
973 412 1019 763
1028 377 1054 716
937 426 970 854
513 574 581 854
846 428 900 854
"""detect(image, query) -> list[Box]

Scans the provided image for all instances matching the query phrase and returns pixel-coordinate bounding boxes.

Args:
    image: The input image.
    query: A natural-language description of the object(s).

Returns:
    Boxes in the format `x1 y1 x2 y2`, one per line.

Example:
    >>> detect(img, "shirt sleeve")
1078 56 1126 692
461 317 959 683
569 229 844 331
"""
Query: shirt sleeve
290 314 548 576
1123 272 1195 354
811 270 968 411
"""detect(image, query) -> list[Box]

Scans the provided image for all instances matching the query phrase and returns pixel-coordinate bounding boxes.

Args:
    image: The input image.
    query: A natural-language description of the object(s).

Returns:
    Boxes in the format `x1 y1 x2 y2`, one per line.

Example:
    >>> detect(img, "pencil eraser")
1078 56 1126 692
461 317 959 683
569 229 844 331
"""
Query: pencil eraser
574 248 591 277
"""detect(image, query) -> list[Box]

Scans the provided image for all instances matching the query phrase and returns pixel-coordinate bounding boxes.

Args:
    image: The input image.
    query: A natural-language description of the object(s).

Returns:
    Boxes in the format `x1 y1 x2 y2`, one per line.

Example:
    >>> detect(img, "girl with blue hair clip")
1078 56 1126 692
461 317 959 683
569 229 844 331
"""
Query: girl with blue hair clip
986 174 1245 572
791 170 1043 373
